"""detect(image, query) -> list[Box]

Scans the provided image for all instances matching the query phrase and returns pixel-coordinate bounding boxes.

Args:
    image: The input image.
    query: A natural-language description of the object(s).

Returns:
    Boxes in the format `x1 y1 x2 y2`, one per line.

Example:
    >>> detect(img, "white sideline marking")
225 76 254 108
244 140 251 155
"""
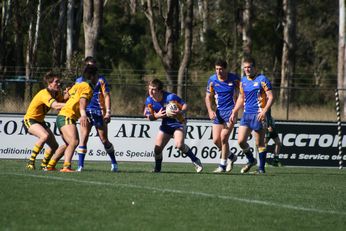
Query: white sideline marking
4 172 346 216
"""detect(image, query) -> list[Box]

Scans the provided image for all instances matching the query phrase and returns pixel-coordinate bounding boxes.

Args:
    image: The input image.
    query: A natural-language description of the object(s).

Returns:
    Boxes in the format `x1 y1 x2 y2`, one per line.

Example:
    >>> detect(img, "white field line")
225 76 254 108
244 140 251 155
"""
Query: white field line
3 172 346 216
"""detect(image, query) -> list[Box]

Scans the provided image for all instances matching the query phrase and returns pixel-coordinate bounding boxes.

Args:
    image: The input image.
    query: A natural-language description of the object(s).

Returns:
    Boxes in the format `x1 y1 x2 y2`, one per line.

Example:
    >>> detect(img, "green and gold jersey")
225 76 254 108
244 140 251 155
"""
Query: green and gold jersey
24 88 63 122
59 81 93 121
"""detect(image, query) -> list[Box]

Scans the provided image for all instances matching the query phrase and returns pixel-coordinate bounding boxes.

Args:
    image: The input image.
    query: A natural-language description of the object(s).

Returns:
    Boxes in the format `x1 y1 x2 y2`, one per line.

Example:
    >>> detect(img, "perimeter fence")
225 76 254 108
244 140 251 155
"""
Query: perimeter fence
0 66 345 122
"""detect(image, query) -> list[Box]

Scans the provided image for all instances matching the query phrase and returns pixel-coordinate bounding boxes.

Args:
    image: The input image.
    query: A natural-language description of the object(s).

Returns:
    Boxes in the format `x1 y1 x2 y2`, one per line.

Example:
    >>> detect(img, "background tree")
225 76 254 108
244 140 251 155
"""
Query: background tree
242 0 253 58
24 0 41 105
280 0 296 108
83 0 103 57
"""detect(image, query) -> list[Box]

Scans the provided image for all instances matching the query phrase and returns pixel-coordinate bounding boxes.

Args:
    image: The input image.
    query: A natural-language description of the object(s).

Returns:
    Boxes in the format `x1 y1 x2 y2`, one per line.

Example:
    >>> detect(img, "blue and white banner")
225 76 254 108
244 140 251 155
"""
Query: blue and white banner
0 114 253 165
0 114 345 167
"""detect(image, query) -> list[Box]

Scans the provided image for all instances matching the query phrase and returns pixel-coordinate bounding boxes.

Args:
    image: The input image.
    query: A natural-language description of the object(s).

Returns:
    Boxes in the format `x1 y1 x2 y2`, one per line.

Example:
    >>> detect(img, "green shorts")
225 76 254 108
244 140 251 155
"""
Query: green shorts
23 119 48 131
56 115 76 130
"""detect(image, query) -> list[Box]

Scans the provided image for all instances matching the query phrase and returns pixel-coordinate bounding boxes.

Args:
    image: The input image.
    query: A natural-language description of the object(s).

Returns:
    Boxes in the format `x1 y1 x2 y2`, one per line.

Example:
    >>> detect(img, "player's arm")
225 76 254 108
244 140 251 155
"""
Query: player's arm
51 101 65 110
205 92 216 120
230 91 244 123
79 97 89 127
104 92 111 123
63 87 71 101
257 90 274 122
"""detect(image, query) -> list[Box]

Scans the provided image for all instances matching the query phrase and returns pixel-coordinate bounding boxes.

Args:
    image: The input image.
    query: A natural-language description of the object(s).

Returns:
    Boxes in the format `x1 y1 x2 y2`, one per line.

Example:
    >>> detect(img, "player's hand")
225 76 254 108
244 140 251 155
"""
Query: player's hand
229 112 237 124
155 108 166 118
80 115 89 127
170 107 180 117
228 113 237 127
257 111 266 122
104 113 111 124
208 110 216 120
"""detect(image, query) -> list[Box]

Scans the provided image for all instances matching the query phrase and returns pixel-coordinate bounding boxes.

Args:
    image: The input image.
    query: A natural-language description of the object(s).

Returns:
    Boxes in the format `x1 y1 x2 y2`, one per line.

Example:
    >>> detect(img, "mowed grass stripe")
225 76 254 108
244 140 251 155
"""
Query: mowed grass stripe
3 172 346 217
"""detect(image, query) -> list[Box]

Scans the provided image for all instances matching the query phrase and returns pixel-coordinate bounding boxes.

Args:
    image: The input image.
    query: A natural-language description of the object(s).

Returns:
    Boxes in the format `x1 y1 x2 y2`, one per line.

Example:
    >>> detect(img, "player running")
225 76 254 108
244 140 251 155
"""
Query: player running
205 59 240 173
144 79 203 173
230 57 274 174
24 71 67 170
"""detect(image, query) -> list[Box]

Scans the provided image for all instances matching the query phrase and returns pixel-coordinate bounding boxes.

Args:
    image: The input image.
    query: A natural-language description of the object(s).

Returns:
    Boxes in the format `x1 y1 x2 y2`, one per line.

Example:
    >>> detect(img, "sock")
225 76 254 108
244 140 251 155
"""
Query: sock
220 159 227 168
77 146 87 167
47 159 57 168
104 143 117 165
41 150 53 167
182 144 198 162
228 153 235 160
243 147 255 163
63 162 71 169
258 147 267 171
154 152 162 171
29 144 43 164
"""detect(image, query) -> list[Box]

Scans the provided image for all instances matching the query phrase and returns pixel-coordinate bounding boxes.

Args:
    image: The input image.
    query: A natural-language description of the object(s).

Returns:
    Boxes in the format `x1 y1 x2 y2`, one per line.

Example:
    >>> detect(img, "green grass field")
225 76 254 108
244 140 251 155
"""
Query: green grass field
0 160 346 231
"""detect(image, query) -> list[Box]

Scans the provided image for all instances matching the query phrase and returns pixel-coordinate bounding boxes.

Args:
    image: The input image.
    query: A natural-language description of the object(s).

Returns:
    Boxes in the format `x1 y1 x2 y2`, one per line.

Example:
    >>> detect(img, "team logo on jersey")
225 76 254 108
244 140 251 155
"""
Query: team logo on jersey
228 83 233 86
254 82 259 87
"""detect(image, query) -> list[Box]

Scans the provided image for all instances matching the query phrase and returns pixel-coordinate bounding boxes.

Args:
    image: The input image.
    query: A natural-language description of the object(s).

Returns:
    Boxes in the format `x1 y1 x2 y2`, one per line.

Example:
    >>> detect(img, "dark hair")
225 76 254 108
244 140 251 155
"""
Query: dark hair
83 64 98 79
149 78 164 91
243 56 256 67
43 71 60 86
215 59 228 68
84 56 96 65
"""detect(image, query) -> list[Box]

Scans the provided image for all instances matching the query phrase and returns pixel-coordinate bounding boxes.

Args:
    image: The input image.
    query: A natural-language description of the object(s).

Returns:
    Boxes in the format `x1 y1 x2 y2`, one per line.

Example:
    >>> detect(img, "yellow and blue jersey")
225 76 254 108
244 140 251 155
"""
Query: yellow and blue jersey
24 88 63 122
206 73 240 111
240 74 272 114
59 81 93 121
76 75 110 114
144 91 186 125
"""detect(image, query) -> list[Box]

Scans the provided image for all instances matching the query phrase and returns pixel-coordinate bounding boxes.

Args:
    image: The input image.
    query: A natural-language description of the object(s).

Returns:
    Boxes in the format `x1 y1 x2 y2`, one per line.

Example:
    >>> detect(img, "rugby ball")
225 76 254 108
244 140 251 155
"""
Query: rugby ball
166 102 178 118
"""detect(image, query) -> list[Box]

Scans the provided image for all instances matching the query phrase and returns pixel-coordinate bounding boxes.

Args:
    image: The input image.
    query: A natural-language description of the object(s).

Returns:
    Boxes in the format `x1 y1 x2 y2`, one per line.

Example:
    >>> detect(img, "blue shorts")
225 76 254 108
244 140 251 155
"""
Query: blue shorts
213 109 232 125
86 109 104 128
160 123 184 136
240 113 264 131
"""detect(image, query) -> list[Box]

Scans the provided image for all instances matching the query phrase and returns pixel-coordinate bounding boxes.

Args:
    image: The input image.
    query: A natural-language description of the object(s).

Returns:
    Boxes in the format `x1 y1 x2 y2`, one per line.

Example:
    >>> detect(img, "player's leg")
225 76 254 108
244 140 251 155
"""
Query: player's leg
254 128 267 173
40 128 59 169
212 124 226 172
238 125 257 173
152 130 171 172
26 123 50 170
45 144 66 171
174 129 203 173
60 124 79 172
97 124 118 172
76 121 91 171
224 123 237 172
273 136 282 166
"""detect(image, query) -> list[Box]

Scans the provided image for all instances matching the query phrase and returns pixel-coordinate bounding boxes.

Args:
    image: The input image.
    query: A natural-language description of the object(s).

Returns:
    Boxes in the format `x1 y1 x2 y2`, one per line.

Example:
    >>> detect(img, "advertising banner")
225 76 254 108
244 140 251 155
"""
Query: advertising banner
270 122 346 167
0 115 253 165
0 114 345 167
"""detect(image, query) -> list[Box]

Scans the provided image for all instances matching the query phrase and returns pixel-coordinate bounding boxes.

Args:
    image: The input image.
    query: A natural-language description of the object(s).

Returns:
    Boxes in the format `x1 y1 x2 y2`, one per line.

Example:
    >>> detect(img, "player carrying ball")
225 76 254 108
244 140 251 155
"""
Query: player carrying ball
144 78 203 173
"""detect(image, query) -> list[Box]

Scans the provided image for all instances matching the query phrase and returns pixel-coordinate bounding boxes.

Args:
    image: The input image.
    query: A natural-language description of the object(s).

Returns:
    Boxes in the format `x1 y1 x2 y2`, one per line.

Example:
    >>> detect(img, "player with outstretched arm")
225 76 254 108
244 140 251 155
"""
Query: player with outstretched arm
45 65 94 172
24 71 67 170
144 78 203 173
230 57 274 174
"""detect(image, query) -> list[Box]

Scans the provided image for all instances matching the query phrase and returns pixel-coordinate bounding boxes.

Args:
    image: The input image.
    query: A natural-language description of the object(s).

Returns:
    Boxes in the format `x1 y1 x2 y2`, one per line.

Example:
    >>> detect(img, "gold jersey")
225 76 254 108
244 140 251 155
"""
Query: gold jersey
59 81 93 121
24 88 63 122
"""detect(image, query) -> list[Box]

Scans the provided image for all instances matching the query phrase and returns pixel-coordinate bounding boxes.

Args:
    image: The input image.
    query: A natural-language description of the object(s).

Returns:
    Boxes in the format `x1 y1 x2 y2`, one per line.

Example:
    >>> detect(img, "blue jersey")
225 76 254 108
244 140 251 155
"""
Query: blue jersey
76 75 110 113
240 74 272 114
206 73 240 111
144 91 186 125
